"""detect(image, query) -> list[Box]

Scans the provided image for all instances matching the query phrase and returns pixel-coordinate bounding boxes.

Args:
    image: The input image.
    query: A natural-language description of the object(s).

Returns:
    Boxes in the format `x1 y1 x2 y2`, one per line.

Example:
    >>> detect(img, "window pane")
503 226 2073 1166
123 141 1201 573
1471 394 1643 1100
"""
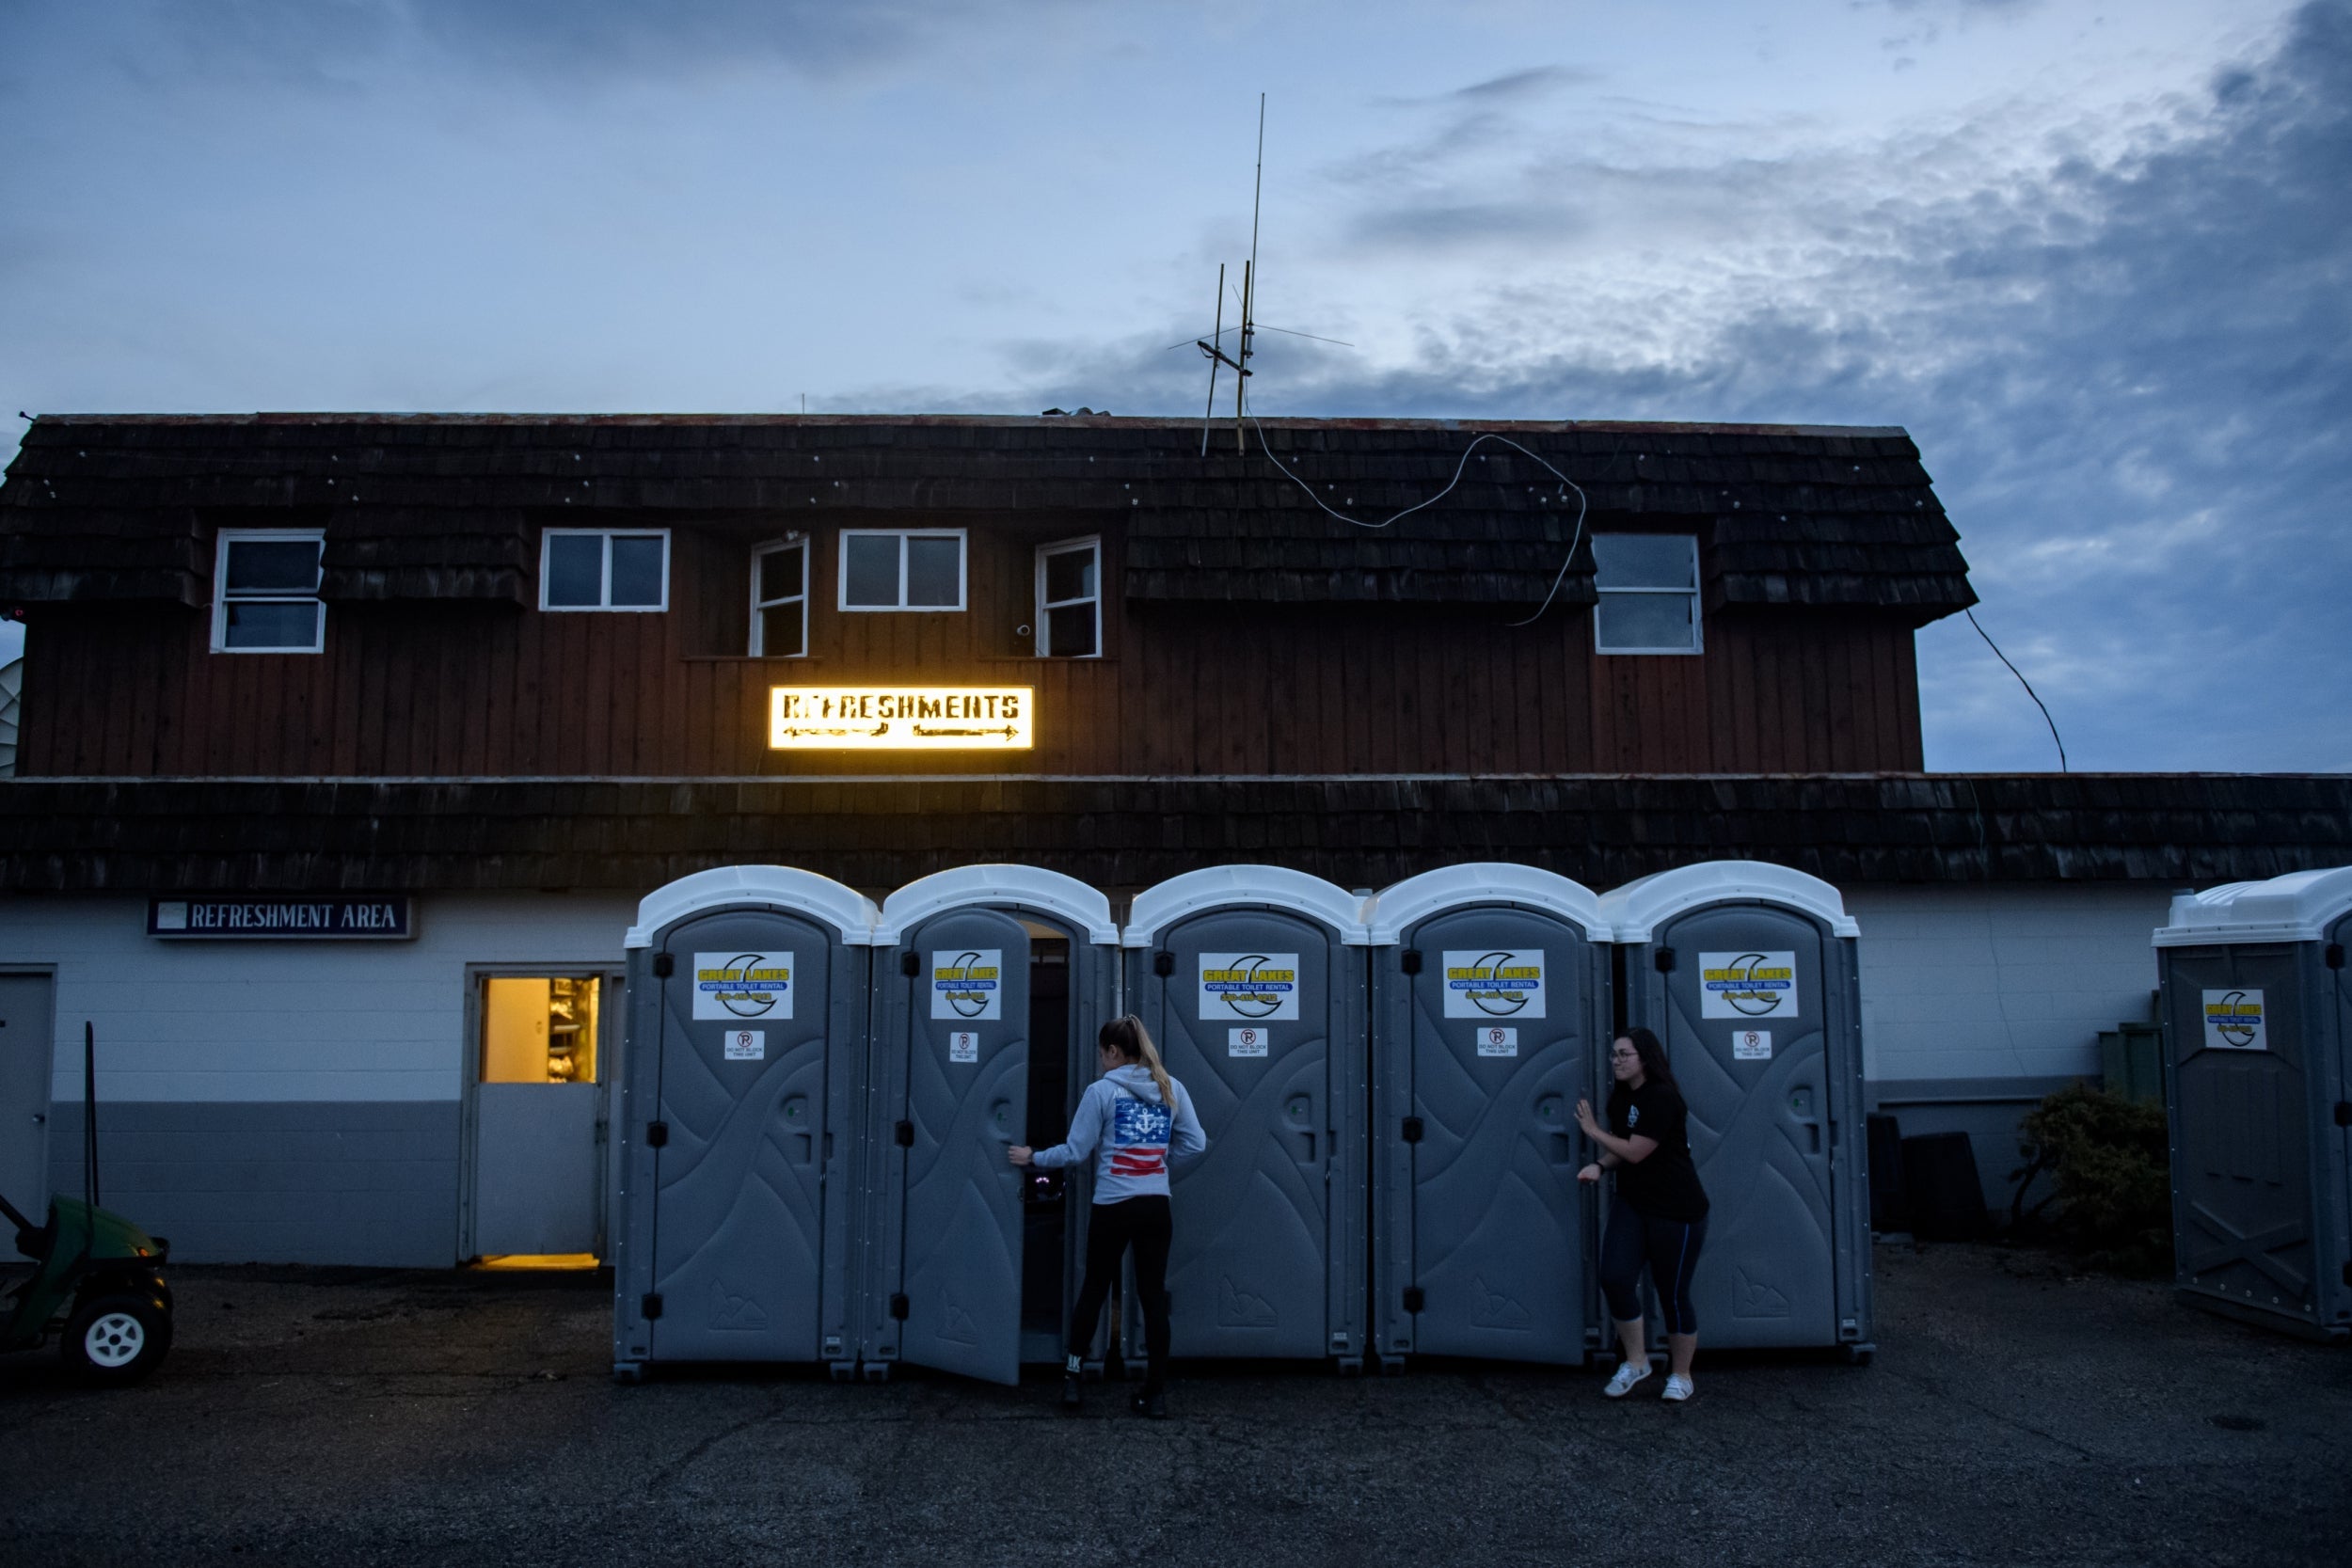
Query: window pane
757 544 804 605
1047 603 1097 657
223 599 321 650
1593 534 1696 590
1597 592 1697 651
224 537 320 594
843 534 900 607
545 534 603 606
905 536 961 607
760 601 804 657
609 535 665 607
1043 545 1095 605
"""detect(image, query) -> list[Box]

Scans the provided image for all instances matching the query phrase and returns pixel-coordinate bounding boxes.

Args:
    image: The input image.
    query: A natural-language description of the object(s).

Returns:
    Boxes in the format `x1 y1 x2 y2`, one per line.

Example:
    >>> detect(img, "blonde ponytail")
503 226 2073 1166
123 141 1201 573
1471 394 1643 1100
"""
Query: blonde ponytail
1104 1013 1178 1110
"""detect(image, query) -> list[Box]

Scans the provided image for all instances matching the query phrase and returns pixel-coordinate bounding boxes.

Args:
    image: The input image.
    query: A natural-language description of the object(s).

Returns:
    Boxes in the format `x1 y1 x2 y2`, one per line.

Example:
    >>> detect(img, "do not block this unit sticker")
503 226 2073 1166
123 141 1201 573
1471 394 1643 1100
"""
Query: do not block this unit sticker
692 952 794 1020
2201 989 2266 1051
1698 951 1800 1019
931 949 1004 1021
1200 953 1301 1022
1441 950 1546 1019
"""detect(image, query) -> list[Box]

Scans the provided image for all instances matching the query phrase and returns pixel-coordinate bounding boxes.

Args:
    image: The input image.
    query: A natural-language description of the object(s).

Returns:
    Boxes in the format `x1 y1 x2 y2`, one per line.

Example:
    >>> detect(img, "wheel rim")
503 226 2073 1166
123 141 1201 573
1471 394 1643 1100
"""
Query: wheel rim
83 1311 146 1368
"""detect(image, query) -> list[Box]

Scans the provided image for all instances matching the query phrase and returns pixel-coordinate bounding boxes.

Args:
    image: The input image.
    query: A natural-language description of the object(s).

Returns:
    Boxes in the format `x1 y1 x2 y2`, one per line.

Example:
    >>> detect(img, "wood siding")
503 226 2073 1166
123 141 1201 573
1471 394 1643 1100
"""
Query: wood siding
15 523 1924 777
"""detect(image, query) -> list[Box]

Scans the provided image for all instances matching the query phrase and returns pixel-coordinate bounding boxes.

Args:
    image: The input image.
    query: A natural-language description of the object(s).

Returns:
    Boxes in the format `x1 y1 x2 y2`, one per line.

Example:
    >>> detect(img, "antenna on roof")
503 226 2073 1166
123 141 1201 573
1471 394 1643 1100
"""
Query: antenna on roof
1197 94 1267 456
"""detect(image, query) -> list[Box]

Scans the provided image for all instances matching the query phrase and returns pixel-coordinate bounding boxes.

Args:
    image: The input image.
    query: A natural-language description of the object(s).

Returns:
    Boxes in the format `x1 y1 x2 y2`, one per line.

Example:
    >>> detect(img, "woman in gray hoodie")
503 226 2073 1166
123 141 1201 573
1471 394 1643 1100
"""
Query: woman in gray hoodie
1009 1013 1207 1418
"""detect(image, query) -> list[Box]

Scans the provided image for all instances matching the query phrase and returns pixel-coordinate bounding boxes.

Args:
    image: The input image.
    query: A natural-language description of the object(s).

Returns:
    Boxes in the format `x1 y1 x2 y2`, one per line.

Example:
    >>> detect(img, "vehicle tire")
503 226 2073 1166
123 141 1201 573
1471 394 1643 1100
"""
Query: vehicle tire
61 1292 172 1386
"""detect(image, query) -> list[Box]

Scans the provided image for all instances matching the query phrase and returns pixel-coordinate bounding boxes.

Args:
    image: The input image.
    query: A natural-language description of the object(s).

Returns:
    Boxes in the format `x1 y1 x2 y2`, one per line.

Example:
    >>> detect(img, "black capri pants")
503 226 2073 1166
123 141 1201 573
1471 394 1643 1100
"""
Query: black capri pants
1599 1194 1708 1336
1068 1195 1172 1392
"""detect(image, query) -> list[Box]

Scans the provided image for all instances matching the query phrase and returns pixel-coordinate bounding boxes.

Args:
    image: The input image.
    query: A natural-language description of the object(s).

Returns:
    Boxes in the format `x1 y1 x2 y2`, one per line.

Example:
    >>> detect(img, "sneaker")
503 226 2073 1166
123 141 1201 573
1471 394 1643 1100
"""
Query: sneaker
1131 1389 1168 1419
1661 1373 1694 1402
1602 1360 1651 1399
1059 1373 1083 1411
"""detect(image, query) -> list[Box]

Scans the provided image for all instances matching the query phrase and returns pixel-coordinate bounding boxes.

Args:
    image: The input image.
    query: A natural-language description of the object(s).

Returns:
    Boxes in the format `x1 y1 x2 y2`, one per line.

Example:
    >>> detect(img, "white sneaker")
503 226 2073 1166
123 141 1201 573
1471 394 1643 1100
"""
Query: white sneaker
1661 1373 1694 1402
1602 1360 1651 1399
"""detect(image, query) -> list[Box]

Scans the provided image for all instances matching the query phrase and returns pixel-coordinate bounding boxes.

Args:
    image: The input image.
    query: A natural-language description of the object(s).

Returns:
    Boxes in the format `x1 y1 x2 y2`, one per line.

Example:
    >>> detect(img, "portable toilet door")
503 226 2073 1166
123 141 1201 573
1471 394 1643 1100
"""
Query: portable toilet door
610 866 882 1381
1365 864 1613 1369
2153 868 2352 1340
1121 866 1372 1366
864 866 1121 1385
1602 862 1872 1356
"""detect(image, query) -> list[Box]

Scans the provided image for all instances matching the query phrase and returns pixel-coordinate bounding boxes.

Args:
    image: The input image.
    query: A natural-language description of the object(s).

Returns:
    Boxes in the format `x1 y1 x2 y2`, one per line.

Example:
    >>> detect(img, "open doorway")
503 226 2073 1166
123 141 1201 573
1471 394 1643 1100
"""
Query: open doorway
1020 933 1073 1364
466 971 613 1268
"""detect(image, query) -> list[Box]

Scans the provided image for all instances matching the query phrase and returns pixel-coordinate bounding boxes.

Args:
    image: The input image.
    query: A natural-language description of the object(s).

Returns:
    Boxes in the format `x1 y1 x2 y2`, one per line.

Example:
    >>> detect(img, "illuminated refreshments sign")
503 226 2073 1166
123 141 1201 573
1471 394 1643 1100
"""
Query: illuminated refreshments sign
770 686 1033 751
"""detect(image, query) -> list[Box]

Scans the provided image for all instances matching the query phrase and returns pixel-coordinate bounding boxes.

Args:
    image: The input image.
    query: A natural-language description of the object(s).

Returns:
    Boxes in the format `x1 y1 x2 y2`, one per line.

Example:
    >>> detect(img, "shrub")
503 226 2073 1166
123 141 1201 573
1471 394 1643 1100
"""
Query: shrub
2011 1084 2172 1275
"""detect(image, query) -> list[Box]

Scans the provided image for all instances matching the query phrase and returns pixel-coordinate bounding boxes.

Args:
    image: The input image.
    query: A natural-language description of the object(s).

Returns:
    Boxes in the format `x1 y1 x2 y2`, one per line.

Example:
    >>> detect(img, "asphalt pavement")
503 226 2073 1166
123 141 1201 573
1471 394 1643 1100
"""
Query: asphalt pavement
2 1242 2346 1567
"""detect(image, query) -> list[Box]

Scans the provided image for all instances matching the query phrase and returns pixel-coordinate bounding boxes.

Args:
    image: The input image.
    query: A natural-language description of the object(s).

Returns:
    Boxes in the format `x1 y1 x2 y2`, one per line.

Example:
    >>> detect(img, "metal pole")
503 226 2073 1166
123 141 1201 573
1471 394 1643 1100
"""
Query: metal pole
1201 262 1226 457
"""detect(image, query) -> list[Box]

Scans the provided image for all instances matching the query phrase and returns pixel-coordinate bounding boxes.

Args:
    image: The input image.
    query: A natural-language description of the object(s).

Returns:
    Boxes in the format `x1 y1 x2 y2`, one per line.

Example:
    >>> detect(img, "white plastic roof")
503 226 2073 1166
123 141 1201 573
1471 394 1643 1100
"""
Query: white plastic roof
1364 863 1608 943
1121 864 1373 947
2152 866 2352 947
625 864 883 948
877 864 1119 945
1597 861 1860 942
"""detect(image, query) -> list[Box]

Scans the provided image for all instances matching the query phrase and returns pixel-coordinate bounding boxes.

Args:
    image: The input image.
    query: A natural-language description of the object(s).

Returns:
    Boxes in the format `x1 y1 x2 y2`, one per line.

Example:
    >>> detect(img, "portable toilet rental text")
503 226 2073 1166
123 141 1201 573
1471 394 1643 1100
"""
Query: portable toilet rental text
2153 867 2352 1340
610 866 882 1381
862 866 1122 1384
1366 864 1613 1369
1602 862 1873 1358
1121 866 1372 1367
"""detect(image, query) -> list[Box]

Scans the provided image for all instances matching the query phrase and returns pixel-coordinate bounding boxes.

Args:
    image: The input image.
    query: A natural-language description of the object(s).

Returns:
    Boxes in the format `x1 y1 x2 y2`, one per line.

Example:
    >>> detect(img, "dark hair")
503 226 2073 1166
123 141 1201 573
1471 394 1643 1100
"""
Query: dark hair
1614 1026 1677 1091
1100 1014 1177 1108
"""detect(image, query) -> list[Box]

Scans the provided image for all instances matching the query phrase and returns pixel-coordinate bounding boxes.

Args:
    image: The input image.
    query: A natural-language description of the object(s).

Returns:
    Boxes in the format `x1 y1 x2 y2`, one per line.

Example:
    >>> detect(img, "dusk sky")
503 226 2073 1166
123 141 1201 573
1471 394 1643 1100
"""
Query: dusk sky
2 0 2344 772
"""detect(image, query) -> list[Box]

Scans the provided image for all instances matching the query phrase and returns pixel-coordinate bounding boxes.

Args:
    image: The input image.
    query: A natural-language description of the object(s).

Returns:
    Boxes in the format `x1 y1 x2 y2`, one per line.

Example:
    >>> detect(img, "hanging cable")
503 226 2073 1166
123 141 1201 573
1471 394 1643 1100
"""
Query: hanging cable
1965 608 2068 772
1240 414 1592 626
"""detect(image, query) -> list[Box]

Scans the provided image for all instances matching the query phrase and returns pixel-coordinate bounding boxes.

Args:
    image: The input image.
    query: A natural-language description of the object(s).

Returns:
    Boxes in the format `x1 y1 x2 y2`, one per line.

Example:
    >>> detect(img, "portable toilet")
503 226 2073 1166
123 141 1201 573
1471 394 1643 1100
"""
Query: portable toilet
1602 862 1873 1358
1365 863 1613 1370
610 866 883 1382
2152 867 2352 1340
1120 865 1372 1368
862 865 1122 1384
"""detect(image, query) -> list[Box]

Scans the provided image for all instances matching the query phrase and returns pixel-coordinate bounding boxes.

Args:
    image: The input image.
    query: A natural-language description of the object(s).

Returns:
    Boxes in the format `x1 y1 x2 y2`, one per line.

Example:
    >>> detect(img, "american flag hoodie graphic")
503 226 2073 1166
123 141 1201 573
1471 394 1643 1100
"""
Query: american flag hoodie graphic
1031 1064 1208 1203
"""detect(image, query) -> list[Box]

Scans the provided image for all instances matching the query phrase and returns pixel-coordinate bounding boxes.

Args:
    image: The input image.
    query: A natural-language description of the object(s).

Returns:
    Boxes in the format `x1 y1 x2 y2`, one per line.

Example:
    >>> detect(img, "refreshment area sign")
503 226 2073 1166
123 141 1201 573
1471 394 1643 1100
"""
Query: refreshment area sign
149 896 414 940
770 686 1033 751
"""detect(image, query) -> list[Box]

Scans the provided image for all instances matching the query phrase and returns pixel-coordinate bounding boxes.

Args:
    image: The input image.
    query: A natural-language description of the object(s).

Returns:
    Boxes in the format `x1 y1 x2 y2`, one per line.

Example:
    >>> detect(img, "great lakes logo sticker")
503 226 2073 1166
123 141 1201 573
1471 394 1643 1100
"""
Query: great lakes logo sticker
2201 989 2266 1051
1698 951 1799 1019
1440 950 1546 1019
691 952 793 1020
1199 953 1301 1022
930 949 1004 1021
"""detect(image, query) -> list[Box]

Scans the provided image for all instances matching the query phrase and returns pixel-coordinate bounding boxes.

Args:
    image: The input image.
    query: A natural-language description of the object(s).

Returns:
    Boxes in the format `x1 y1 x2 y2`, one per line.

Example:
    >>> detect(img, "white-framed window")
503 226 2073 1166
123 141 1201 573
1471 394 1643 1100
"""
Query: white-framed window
751 538 809 657
212 529 325 653
837 529 965 612
1593 533 1702 655
541 529 670 611
1034 535 1101 657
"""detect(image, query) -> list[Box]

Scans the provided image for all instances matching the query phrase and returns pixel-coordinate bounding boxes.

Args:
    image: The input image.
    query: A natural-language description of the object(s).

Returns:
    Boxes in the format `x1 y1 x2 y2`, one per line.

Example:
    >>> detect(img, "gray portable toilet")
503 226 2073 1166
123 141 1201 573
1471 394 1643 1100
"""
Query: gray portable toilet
862 865 1121 1385
2152 868 2352 1340
1603 862 1873 1358
1120 865 1372 1368
1365 863 1613 1370
610 866 882 1382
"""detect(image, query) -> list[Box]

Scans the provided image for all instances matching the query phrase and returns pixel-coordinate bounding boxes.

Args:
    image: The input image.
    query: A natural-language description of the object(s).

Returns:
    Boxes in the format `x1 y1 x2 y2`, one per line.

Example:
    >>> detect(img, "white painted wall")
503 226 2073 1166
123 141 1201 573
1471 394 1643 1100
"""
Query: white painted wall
1844 882 2171 1085
0 893 637 1103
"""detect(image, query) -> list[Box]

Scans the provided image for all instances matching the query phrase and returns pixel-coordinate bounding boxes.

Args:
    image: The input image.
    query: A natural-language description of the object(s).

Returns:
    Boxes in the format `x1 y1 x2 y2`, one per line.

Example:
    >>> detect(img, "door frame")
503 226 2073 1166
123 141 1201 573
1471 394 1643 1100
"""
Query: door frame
457 962 625 1262
0 965 57 1246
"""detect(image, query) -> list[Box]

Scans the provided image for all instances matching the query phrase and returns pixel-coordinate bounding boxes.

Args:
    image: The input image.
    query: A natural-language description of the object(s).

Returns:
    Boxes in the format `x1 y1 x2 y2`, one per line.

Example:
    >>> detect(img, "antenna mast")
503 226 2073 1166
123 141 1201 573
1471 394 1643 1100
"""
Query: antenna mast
1194 94 1267 456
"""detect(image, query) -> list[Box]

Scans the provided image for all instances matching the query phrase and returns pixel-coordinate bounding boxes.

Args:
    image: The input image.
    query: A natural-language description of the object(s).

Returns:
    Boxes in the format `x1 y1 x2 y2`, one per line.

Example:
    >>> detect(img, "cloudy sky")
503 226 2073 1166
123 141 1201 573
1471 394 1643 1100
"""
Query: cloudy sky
2 0 2344 771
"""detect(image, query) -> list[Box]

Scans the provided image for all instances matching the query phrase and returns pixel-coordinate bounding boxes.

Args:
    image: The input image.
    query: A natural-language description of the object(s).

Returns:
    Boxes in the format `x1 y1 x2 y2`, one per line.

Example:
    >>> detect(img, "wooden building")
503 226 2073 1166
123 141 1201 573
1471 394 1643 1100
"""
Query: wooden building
0 412 2344 1270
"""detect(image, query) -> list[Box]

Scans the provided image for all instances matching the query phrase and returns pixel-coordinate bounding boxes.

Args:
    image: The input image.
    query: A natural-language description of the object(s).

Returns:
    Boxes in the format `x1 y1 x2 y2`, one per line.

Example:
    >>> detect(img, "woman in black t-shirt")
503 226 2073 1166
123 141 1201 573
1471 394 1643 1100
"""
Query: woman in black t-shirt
1576 1026 1709 1402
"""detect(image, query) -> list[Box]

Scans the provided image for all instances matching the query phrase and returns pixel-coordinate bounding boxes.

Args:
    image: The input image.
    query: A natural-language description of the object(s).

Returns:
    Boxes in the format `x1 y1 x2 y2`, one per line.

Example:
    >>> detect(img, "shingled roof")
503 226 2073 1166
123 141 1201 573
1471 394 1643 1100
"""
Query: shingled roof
0 414 1974 621
1 773 2339 894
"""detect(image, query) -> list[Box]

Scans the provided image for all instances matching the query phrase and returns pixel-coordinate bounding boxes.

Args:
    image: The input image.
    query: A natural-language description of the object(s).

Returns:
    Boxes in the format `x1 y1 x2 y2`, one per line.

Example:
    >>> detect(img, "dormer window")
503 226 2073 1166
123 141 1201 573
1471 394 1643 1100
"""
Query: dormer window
1594 534 1701 655
839 529 964 611
212 530 325 653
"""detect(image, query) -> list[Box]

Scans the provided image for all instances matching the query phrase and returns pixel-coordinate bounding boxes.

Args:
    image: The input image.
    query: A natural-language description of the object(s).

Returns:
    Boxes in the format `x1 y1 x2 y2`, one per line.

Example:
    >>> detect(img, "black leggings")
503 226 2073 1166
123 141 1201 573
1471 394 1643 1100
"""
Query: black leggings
1599 1194 1708 1336
1069 1195 1172 1392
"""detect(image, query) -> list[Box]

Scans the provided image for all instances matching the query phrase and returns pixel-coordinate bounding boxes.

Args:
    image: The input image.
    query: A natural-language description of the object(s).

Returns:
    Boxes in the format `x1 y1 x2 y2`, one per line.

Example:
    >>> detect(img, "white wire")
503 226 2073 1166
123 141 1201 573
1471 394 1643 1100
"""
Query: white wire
1240 412 1592 627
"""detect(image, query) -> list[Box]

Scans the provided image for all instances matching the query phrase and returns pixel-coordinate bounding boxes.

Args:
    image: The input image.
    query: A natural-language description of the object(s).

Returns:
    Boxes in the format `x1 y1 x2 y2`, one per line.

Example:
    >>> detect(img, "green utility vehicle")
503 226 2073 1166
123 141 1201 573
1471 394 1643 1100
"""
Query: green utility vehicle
0 1022 173 1385
0 1190 172 1384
